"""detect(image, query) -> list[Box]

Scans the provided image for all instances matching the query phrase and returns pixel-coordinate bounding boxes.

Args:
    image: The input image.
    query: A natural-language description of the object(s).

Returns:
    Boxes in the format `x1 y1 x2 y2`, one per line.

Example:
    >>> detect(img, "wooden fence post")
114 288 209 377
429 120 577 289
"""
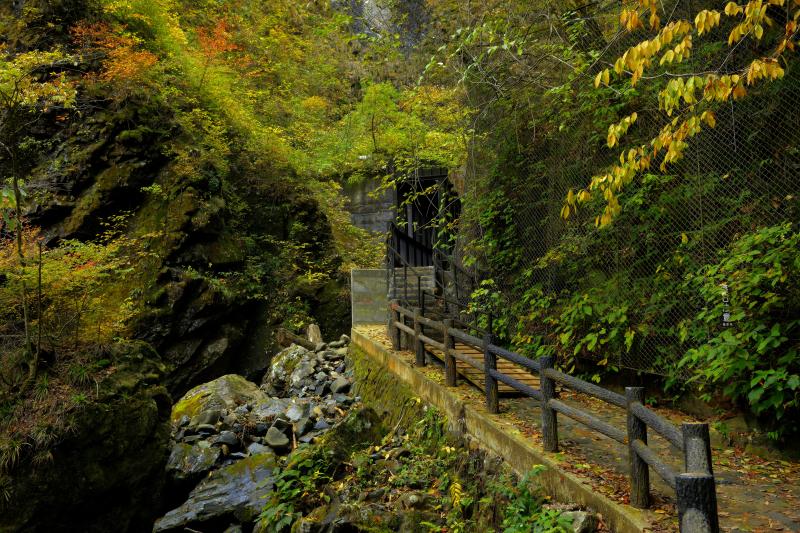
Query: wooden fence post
676 473 718 533
682 423 714 475
443 319 456 386
677 423 719 533
626 387 650 508
413 307 425 366
539 356 558 452
388 300 401 350
483 334 499 413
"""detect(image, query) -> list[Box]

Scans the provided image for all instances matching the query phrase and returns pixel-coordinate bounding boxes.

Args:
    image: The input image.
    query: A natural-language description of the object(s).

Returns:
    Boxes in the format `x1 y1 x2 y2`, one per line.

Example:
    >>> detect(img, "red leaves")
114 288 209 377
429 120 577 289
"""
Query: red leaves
197 20 239 62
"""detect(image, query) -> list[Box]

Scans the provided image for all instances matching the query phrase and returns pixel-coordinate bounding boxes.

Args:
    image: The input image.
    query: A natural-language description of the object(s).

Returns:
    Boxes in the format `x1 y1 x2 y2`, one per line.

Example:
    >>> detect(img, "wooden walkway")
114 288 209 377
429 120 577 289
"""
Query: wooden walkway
427 341 540 396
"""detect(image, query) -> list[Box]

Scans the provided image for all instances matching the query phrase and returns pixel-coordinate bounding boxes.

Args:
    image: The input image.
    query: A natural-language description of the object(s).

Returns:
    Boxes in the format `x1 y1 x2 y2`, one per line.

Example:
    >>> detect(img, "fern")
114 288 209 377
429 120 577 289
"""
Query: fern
449 478 463 509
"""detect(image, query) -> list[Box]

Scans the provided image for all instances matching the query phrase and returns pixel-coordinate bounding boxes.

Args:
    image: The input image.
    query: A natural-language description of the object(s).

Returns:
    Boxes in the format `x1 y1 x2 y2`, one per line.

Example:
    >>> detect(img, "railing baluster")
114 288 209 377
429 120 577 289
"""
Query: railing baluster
539 356 558 452
413 307 425 366
683 423 713 475
626 387 650 508
388 299 400 350
483 334 499 413
443 319 456 386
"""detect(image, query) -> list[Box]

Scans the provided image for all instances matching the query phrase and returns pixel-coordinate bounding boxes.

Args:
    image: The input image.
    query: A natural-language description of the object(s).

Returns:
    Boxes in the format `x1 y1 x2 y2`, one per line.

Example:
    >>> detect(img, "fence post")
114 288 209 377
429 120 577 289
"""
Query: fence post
677 423 719 533
483 334 499 414
388 300 401 350
682 423 714 475
443 319 456 386
539 356 558 452
676 473 718 533
413 307 425 366
626 387 650 508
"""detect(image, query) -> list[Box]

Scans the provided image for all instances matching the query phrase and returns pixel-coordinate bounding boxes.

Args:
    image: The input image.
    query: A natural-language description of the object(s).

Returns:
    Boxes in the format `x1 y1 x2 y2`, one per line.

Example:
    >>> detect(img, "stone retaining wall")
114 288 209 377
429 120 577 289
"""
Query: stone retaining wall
350 328 653 533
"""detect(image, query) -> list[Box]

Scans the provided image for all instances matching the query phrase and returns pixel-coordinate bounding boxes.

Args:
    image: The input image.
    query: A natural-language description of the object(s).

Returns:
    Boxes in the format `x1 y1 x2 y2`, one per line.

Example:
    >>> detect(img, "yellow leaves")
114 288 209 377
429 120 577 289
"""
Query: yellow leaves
649 12 661 30
449 479 463 508
660 49 675 65
607 112 638 148
620 9 644 31
725 2 744 15
594 68 611 88
746 58 785 84
777 19 798 52
658 76 704 115
727 0 775 43
581 0 796 226
681 232 689 244
695 10 721 35
700 110 717 128
703 73 745 101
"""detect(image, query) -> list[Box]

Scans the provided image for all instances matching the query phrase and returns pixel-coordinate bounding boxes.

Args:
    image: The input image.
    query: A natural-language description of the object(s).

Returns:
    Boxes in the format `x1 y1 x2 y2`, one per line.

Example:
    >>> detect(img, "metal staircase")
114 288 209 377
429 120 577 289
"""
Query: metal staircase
386 222 482 329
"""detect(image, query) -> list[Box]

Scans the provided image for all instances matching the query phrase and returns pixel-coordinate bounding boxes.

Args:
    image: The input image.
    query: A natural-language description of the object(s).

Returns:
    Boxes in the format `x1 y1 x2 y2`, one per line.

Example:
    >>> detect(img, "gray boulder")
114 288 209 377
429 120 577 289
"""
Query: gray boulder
166 443 220 482
306 324 324 345
264 427 290 449
330 377 350 394
289 360 317 388
250 398 290 422
261 344 312 395
172 375 267 424
154 454 278 532
562 511 599 533
285 401 311 422
246 442 274 456
293 417 314 436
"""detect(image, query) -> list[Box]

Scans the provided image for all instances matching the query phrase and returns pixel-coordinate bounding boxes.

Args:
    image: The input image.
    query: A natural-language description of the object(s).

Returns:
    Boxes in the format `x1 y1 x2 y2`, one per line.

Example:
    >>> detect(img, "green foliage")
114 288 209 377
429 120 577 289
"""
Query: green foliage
259 453 332 532
495 468 573 533
678 224 800 434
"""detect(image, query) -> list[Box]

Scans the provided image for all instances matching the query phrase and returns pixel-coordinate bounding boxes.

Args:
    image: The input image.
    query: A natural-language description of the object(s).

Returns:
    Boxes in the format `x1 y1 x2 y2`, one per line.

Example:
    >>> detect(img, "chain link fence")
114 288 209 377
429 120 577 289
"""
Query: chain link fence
458 8 800 377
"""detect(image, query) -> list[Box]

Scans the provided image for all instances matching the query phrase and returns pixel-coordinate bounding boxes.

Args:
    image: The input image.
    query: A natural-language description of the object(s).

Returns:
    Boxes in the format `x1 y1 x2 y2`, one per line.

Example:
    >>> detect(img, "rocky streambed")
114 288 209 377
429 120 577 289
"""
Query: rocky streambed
154 335 360 532
151 335 601 533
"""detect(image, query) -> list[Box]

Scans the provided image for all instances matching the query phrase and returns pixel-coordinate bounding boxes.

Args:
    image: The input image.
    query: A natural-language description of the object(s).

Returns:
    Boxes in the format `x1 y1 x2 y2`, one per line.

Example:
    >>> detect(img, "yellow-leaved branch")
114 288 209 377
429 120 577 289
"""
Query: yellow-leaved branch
576 0 799 226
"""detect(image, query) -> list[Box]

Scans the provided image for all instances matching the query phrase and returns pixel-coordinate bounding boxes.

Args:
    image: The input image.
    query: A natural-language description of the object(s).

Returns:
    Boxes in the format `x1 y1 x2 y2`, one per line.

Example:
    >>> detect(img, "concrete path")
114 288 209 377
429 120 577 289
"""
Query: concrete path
355 325 800 532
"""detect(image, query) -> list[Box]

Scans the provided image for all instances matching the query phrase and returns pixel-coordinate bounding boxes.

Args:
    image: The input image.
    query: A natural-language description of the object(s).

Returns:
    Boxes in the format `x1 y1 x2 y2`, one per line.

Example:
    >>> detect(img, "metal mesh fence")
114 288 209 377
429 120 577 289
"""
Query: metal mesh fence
457 3 800 377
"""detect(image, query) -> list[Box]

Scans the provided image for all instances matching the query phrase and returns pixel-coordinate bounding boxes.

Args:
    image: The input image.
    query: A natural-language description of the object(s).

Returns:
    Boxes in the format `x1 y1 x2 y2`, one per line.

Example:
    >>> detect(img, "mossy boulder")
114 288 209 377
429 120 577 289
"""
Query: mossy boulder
154 453 279 532
261 344 312 396
171 374 267 423
0 342 172 533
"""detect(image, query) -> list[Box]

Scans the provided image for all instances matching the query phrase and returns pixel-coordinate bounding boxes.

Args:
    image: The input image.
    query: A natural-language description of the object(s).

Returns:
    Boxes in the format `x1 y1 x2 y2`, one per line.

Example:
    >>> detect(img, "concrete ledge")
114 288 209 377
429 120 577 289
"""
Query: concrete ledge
352 328 653 533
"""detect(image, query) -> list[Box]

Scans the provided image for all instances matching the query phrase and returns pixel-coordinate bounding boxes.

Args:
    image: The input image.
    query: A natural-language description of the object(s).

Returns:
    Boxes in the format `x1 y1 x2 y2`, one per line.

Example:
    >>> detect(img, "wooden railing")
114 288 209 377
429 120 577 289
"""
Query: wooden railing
387 298 720 533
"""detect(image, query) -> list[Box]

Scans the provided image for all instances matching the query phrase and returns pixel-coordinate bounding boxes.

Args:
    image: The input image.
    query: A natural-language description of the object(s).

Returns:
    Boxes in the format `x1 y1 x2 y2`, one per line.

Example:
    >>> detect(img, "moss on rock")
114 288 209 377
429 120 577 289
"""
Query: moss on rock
171 374 267 423
0 342 173 533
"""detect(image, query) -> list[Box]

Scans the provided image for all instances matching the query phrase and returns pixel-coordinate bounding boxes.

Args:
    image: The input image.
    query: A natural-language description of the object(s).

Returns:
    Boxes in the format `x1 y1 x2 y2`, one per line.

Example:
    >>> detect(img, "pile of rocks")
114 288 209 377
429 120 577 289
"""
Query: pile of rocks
166 335 354 479
155 335 356 532
261 334 352 399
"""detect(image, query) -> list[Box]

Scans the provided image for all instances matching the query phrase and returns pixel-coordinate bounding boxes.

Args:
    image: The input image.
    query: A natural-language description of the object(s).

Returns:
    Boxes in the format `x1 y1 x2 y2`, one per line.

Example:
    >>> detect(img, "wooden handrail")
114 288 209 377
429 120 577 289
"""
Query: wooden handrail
386 299 719 532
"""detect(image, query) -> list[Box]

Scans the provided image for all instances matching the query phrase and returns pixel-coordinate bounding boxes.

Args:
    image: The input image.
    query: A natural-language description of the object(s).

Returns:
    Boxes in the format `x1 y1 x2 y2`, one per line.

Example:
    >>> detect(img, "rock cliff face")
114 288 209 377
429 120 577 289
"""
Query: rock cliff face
2 343 172 532
1 3 351 530
25 95 347 392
